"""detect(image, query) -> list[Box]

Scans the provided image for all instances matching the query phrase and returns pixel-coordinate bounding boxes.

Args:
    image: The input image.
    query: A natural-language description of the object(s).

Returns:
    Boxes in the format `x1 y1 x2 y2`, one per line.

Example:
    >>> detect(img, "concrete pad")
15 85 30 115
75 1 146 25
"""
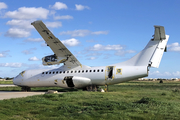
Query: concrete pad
0 91 45 100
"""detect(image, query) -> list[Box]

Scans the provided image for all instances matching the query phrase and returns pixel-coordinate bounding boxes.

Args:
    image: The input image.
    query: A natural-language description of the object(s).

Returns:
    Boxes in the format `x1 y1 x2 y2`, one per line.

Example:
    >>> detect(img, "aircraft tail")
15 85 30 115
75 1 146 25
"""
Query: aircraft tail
116 26 169 68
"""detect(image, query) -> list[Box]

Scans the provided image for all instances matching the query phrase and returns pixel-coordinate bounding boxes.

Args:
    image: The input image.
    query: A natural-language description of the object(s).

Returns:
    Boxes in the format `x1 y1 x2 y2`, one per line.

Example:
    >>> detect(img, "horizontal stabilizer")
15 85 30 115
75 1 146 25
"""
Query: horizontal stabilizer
154 26 166 40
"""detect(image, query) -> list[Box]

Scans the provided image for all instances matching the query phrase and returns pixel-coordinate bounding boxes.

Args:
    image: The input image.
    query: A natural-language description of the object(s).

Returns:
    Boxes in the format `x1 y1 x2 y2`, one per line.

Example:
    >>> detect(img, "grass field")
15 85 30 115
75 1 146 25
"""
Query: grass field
0 80 13 84
1 81 180 120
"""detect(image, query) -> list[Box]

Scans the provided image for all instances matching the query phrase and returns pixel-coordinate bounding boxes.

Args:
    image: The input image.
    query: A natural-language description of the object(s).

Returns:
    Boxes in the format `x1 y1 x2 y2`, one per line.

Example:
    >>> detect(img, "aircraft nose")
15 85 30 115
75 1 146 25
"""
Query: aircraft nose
13 74 20 85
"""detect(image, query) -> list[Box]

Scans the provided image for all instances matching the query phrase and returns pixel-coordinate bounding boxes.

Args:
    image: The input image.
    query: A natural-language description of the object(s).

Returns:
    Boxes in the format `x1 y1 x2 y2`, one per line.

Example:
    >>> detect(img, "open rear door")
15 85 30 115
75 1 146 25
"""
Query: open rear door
105 66 115 84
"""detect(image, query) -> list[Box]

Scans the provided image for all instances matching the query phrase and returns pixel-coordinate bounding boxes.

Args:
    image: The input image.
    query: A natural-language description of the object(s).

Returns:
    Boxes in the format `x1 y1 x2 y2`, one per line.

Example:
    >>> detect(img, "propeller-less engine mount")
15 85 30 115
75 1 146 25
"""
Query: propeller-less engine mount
42 54 67 66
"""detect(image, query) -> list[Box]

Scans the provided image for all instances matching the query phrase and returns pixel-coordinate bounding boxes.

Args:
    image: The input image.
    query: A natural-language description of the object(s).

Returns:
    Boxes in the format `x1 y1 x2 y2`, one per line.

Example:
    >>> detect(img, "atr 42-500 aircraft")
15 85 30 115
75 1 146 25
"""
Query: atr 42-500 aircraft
13 21 169 91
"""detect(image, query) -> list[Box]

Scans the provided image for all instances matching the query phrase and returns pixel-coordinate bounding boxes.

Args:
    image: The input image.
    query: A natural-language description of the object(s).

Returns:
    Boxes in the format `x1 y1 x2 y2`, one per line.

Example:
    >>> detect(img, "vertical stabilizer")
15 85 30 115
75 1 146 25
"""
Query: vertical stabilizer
115 25 169 68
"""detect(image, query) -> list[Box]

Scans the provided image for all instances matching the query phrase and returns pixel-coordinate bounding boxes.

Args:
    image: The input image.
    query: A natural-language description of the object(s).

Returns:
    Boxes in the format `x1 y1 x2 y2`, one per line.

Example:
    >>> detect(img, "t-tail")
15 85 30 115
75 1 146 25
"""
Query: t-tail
116 25 169 68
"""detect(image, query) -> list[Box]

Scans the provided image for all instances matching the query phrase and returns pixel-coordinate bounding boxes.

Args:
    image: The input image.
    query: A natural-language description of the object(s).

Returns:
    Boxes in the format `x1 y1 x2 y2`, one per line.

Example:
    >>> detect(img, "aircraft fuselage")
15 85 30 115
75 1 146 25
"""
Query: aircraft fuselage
13 65 148 89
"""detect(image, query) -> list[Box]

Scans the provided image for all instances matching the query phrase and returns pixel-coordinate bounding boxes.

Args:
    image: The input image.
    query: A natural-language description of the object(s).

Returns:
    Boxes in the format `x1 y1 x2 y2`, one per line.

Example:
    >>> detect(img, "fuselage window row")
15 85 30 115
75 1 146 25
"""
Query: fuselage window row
42 69 104 75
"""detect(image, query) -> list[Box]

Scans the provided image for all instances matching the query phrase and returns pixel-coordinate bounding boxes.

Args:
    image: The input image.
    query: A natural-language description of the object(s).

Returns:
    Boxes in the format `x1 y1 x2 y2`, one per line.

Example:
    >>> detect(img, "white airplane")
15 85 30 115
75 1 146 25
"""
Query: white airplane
13 21 169 91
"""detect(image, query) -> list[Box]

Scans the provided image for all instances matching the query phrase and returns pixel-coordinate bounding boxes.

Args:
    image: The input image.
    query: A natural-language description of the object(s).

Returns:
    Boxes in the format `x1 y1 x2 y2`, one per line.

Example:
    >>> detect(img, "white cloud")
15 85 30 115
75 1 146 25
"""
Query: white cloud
0 63 22 68
28 56 40 61
86 57 96 60
167 42 180 52
115 50 135 56
90 44 123 51
45 21 62 28
0 50 10 57
22 48 37 55
75 4 90 11
24 38 43 42
149 71 180 78
62 38 80 47
54 15 73 20
60 30 90 37
6 19 33 29
0 2 7 10
172 71 180 76
59 30 108 37
5 7 49 19
41 42 47 47
86 40 97 43
5 28 31 38
50 2 68 10
92 31 109 35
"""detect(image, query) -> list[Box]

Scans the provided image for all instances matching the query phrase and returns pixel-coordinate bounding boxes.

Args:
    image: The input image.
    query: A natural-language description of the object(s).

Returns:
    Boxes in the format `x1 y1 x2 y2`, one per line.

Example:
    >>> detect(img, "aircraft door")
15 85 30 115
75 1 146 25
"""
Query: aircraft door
105 66 115 84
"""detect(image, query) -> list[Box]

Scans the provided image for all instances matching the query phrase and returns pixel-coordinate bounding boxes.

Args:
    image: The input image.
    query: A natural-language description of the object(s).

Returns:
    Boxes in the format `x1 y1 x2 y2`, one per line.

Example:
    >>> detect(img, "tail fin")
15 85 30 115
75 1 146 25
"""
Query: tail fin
116 25 169 68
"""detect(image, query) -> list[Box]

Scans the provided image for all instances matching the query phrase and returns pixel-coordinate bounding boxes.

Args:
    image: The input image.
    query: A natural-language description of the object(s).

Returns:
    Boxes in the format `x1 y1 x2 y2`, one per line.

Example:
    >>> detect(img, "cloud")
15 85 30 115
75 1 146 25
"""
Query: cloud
90 44 123 51
54 15 73 20
0 2 7 10
45 21 62 28
6 19 33 29
59 30 109 37
167 42 180 52
50 2 68 10
115 50 135 56
75 4 90 11
22 48 37 55
5 7 49 19
91 31 109 35
172 71 180 76
0 50 10 57
28 56 40 61
0 63 22 68
86 39 98 43
5 28 31 38
41 42 47 47
24 38 43 42
86 57 97 60
62 38 80 47
149 71 180 78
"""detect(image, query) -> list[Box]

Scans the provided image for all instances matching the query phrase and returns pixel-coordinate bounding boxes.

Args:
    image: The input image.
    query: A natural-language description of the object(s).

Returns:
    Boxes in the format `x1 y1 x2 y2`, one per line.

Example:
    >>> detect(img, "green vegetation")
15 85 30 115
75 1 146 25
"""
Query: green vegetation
0 80 13 84
1 81 180 120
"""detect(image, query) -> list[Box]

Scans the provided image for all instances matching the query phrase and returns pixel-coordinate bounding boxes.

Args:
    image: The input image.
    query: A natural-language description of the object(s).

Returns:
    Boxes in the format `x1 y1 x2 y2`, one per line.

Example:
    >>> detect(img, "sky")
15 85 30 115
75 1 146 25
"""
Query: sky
0 0 180 79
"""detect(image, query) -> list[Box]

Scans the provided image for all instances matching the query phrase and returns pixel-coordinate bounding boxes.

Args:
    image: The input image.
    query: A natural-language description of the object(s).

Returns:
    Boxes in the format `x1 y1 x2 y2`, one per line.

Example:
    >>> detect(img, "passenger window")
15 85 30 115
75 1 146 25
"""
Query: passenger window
67 71 69 73
75 71 77 73
78 70 80 73
90 70 92 72
101 69 103 72
46 72 48 74
82 70 84 73
63 71 65 73
93 70 96 72
53 72 55 74
60 71 62 74
42 72 44 74
97 70 99 72
71 71 73 73
49 72 51 74
56 71 58 74
86 70 88 72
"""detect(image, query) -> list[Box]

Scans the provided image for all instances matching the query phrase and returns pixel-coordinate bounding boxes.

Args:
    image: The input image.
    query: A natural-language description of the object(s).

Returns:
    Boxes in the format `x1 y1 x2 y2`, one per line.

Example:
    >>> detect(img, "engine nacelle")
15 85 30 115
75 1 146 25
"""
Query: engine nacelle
64 76 92 88
42 54 67 66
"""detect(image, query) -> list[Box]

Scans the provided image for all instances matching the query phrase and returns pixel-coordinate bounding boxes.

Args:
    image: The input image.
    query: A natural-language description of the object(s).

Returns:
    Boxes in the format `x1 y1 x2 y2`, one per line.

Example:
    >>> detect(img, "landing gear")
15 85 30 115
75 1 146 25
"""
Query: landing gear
104 84 108 92
85 85 98 91
21 86 31 92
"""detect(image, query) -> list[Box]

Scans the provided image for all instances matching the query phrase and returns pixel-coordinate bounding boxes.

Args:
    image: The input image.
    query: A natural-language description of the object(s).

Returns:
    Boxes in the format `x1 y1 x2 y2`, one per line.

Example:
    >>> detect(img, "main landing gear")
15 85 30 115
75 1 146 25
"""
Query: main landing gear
21 86 31 92
84 85 109 92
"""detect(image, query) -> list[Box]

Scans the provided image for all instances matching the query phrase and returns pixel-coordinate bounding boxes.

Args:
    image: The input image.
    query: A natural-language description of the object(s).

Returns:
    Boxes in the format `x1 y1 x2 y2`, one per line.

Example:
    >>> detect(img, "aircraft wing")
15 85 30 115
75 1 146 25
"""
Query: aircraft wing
31 20 81 66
